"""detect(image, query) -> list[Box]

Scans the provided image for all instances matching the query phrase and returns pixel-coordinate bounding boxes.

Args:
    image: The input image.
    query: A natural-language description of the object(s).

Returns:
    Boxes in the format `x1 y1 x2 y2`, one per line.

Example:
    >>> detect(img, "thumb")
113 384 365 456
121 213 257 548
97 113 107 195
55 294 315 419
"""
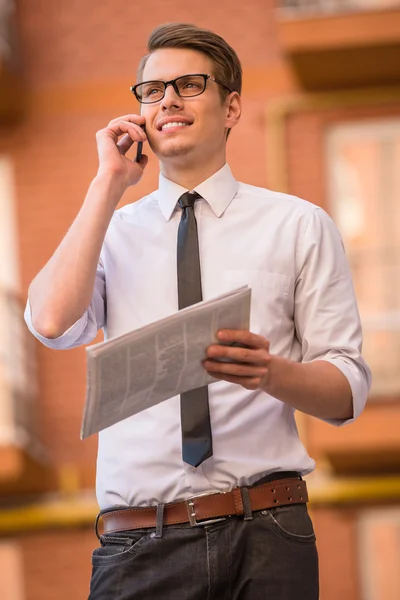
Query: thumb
135 154 149 169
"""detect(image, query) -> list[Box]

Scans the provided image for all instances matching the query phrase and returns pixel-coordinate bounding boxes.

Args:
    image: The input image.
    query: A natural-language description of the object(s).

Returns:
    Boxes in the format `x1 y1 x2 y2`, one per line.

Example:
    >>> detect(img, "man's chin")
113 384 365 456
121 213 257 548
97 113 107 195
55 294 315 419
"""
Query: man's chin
153 139 195 159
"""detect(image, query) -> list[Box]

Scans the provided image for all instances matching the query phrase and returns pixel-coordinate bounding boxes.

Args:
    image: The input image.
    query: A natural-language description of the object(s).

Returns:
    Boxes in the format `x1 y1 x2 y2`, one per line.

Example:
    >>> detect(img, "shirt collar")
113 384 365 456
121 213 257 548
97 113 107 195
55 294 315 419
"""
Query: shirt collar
155 163 239 221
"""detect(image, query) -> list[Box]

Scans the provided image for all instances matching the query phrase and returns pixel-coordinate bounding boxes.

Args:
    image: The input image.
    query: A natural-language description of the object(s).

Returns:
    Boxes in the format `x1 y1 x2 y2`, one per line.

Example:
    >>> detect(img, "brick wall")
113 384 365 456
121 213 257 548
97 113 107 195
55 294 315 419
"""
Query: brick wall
9 0 287 472
2 1 399 599
19 529 94 600
3 4 291 596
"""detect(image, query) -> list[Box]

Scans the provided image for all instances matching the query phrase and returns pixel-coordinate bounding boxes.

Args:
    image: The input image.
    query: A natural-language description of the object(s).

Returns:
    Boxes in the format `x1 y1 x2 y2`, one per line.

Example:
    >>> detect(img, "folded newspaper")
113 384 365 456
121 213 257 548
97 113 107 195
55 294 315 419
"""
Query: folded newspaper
81 286 251 438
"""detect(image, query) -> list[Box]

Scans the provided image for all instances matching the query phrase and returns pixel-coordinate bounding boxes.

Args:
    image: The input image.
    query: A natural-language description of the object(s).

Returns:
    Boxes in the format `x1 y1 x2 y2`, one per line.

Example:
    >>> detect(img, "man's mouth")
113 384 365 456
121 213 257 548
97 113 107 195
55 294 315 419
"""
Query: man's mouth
161 122 190 131
157 117 193 131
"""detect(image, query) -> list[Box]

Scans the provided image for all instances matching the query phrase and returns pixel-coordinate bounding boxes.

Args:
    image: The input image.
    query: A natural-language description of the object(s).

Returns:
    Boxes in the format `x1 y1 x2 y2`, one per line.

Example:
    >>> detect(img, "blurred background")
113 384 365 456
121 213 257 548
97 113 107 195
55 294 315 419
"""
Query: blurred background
1 0 400 598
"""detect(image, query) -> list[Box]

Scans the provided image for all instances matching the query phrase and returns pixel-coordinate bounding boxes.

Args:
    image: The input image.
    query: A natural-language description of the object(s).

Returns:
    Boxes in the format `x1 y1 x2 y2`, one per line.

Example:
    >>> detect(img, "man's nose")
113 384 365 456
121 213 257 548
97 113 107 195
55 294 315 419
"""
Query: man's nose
160 83 184 110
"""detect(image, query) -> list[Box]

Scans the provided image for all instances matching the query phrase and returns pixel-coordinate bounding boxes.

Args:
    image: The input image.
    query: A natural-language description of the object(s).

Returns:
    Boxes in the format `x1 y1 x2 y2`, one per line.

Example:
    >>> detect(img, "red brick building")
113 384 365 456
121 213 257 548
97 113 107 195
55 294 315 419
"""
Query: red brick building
1 1 400 598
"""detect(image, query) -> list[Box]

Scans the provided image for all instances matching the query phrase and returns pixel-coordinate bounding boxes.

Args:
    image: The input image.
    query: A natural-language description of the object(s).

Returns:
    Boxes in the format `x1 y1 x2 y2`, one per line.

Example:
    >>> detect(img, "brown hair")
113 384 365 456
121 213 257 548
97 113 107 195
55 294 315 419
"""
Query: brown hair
137 23 242 100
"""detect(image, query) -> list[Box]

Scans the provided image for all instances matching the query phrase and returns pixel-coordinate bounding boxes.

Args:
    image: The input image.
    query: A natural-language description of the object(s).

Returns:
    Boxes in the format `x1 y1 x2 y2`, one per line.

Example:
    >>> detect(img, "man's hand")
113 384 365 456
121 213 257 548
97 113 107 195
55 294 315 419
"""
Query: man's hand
204 329 272 390
204 329 354 421
96 114 148 188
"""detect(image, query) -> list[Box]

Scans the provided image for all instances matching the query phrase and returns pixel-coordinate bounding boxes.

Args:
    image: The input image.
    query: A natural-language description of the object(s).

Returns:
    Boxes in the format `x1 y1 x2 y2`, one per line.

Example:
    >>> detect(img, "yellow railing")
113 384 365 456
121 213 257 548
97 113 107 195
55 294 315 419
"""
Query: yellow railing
308 475 400 505
1 475 400 535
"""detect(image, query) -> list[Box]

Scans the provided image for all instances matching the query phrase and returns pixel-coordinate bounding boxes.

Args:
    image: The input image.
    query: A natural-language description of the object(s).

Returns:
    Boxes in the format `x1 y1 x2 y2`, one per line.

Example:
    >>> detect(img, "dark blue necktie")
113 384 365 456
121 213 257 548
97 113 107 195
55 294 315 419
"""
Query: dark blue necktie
177 191 213 467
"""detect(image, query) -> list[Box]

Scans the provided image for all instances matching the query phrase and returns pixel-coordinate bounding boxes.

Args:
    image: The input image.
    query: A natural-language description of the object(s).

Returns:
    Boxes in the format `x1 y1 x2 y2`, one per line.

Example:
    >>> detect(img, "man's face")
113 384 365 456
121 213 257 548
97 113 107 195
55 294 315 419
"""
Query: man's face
140 48 233 163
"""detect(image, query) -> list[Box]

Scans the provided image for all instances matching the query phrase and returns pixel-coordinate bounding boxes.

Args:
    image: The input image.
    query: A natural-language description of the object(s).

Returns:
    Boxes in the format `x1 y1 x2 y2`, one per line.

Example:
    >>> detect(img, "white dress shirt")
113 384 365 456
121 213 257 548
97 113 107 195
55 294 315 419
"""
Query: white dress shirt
25 163 371 509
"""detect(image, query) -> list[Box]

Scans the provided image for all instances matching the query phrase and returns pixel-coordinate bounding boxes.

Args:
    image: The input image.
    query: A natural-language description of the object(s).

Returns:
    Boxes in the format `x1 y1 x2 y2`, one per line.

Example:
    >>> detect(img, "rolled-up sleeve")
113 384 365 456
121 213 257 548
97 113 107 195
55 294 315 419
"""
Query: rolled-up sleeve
294 207 372 426
24 259 106 350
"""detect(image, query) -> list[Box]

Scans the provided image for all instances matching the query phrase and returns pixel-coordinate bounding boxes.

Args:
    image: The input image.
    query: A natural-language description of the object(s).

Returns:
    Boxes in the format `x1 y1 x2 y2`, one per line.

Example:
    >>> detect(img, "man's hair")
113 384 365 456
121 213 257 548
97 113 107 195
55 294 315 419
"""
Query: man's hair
137 23 242 100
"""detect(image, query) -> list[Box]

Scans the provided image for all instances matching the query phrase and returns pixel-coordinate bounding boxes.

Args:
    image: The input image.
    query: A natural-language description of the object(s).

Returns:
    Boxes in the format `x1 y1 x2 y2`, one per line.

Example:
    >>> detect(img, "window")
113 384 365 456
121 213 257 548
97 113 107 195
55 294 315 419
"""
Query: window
326 119 400 396
0 541 25 600
358 507 400 600
0 156 37 447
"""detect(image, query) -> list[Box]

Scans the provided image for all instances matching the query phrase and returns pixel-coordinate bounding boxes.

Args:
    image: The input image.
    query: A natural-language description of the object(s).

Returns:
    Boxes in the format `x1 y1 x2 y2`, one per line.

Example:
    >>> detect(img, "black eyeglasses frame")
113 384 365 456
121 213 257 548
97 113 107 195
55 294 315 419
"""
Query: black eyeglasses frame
130 73 234 104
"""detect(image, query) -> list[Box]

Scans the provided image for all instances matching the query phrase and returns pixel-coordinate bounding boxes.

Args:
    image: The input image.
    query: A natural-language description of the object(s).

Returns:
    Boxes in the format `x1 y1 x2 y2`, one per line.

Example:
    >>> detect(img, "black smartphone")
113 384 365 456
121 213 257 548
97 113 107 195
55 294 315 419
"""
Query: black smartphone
135 124 145 162
136 141 143 162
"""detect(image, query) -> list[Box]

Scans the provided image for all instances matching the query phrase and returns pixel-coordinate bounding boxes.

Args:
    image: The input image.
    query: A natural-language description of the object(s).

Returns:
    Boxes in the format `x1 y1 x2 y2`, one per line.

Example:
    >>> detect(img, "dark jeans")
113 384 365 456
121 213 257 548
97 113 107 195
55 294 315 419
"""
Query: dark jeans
88 501 319 599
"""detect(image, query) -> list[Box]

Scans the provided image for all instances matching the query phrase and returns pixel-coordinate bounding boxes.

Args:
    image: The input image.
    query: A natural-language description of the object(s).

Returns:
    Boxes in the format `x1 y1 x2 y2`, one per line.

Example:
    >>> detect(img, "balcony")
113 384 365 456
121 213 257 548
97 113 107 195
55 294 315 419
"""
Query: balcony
276 0 400 90
0 289 49 497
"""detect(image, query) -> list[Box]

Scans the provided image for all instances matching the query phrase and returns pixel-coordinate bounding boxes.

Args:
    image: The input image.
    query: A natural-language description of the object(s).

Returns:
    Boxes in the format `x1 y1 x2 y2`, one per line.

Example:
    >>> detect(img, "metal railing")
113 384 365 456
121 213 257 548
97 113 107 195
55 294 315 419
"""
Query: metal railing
0 288 40 455
277 0 400 16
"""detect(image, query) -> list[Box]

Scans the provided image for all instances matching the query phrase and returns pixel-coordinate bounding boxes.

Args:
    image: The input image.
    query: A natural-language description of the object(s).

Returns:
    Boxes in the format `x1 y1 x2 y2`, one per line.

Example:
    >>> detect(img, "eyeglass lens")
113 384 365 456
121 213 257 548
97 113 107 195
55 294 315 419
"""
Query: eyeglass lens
136 75 206 103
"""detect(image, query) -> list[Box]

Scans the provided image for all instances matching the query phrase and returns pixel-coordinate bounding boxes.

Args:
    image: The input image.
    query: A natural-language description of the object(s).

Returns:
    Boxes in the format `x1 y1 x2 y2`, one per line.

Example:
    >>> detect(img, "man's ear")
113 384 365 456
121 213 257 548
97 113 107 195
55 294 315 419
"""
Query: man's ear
225 92 241 132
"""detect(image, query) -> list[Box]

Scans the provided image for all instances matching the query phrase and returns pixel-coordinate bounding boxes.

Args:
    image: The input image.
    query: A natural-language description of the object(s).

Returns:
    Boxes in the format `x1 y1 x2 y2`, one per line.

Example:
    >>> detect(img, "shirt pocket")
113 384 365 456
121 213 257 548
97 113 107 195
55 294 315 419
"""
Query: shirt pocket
222 270 291 345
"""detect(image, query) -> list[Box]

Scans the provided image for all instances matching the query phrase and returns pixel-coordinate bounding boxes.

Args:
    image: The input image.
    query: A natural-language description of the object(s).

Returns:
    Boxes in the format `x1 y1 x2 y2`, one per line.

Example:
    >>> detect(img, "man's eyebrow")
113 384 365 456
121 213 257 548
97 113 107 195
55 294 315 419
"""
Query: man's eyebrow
142 73 198 81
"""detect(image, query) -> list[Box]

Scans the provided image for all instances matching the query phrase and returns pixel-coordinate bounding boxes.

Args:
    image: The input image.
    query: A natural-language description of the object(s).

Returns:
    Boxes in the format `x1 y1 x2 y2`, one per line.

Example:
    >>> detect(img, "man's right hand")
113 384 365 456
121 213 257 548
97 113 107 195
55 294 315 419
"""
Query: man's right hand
96 114 148 188
28 114 149 339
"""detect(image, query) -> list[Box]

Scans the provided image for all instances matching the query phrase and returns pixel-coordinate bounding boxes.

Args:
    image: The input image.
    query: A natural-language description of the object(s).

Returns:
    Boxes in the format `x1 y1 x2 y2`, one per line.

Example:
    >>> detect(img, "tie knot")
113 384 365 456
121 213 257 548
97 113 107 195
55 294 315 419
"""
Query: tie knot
178 191 201 210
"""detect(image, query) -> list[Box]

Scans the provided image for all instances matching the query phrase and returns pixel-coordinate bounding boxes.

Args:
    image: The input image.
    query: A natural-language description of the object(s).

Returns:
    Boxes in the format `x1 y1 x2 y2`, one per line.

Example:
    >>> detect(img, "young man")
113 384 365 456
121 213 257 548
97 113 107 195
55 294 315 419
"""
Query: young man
25 23 371 600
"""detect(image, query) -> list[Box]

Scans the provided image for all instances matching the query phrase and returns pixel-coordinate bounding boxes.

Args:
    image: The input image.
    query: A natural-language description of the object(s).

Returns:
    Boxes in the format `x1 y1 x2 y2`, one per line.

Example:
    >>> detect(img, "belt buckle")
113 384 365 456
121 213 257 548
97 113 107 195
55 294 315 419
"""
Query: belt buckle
186 490 228 527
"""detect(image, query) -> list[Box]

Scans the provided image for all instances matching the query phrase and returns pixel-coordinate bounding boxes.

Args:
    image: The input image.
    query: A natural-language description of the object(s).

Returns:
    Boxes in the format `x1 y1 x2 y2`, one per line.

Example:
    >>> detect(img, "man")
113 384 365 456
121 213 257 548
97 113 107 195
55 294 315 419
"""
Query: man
25 23 371 600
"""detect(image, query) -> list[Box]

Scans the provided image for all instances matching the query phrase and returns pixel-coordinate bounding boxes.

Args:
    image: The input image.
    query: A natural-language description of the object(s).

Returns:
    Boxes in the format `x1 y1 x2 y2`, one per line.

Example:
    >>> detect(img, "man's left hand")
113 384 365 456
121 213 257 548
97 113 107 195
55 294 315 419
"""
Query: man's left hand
203 329 272 391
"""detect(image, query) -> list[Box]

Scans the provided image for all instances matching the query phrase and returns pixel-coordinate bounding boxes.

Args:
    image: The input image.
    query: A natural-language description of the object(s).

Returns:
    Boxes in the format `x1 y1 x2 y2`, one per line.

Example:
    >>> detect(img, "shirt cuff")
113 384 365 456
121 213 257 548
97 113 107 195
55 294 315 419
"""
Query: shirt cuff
24 299 89 350
320 357 371 427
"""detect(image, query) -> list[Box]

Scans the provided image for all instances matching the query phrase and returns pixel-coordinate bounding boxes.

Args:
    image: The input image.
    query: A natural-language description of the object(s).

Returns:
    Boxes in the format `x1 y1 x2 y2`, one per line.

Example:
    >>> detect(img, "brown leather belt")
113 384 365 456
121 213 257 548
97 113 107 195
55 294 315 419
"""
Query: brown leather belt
97 477 308 538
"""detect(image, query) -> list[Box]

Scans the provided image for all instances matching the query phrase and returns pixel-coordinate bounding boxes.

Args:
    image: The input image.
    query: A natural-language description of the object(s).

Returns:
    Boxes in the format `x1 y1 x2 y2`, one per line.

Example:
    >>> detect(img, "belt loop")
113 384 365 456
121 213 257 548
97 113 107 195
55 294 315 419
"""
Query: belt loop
240 487 253 521
94 511 102 540
154 503 165 538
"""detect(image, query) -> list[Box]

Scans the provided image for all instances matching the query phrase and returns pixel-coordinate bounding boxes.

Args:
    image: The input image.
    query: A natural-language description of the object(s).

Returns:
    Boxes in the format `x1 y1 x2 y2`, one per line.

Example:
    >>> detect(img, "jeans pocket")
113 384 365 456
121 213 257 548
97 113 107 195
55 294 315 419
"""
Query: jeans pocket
258 504 316 545
92 532 152 567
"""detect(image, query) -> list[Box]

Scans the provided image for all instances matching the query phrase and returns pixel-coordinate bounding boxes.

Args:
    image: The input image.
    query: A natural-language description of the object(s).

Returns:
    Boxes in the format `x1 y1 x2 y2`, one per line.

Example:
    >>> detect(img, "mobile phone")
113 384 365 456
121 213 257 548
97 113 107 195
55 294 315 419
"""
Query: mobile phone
136 141 143 162
135 124 145 162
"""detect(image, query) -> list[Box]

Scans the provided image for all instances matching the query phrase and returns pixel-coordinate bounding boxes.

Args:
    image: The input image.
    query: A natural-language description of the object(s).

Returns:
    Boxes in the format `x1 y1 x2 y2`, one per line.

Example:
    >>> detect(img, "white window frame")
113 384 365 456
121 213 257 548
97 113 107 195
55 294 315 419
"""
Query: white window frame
326 118 400 396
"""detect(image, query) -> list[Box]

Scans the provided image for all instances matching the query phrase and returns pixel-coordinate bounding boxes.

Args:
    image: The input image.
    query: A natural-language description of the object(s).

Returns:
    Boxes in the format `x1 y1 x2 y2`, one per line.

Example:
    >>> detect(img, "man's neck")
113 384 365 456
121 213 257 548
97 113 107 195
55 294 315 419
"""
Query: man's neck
160 155 226 190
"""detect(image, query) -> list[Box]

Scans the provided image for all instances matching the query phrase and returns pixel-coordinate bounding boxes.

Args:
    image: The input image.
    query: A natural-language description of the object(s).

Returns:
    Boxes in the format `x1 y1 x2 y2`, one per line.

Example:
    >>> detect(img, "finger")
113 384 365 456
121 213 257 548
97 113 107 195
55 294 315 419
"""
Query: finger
207 344 265 364
206 372 260 389
98 121 147 146
112 121 147 141
107 114 146 128
97 123 146 160
203 359 268 378
217 329 270 350
117 133 135 155
135 154 148 169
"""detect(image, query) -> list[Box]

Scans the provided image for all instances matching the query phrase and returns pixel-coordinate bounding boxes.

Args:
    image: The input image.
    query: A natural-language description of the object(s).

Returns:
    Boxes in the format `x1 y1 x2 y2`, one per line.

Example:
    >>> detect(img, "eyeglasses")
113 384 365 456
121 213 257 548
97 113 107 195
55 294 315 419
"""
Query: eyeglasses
130 73 233 104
